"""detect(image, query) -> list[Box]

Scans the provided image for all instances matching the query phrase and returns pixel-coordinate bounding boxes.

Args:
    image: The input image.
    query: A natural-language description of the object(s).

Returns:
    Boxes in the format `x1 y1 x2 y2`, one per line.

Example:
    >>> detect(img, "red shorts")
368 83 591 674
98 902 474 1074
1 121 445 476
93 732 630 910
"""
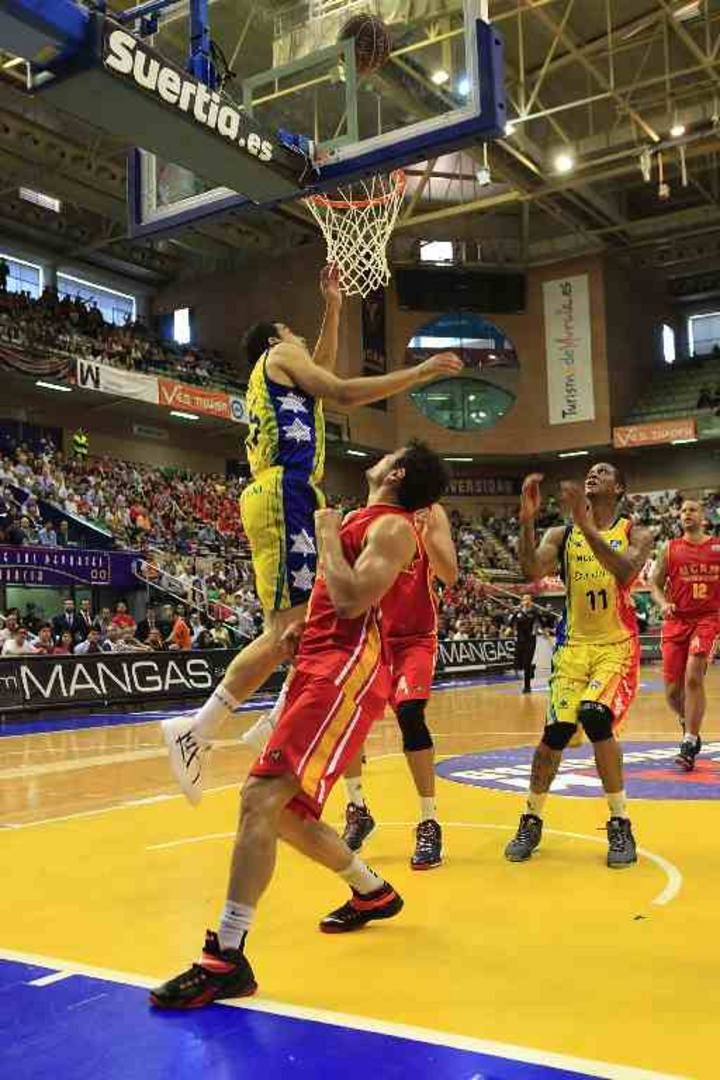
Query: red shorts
251 664 389 819
661 614 720 685
388 637 436 709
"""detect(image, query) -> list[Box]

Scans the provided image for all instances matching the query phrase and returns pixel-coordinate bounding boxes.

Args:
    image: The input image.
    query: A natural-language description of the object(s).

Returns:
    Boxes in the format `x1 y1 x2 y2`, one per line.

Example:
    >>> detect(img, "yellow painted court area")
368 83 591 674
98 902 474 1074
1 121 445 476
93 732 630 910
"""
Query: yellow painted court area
2 670 719 1079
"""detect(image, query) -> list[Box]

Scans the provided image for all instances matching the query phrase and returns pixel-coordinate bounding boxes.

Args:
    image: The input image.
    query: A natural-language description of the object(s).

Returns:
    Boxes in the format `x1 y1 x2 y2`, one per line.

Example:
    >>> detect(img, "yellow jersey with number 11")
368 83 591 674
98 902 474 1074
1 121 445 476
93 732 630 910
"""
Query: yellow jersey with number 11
558 518 638 646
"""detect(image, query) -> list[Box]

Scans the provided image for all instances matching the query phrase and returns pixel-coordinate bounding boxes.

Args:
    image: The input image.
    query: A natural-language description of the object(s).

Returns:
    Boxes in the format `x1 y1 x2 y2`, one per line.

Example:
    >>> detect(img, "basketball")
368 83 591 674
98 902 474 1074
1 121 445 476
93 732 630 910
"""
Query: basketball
338 14 392 76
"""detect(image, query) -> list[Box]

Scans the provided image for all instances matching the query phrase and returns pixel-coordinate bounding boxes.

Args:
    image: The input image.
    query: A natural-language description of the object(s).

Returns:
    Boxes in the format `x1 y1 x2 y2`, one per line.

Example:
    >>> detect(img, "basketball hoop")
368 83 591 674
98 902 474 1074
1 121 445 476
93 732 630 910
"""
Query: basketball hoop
304 170 406 298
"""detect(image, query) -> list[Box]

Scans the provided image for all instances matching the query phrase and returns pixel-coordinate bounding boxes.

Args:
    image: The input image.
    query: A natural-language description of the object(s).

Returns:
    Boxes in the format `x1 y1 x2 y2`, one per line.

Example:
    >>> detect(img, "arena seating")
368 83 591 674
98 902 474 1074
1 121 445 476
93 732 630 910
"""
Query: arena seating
624 356 720 424
0 287 241 391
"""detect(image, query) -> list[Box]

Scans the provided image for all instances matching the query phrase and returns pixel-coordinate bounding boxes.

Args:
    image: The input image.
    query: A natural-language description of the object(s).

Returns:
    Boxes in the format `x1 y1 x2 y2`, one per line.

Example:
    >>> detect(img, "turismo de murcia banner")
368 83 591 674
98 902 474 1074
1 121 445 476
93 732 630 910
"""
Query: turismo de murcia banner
543 274 595 425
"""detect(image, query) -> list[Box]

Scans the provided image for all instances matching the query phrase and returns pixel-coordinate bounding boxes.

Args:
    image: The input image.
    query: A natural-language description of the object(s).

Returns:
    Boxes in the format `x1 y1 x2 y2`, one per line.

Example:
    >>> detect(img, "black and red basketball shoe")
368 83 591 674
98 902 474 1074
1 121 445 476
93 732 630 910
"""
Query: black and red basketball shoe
319 882 403 933
149 930 257 1009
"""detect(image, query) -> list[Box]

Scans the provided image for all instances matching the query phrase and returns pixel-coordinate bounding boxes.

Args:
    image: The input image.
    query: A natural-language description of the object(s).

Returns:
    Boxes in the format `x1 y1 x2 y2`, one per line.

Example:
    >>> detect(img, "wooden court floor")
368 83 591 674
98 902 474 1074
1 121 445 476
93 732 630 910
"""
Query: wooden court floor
1 666 719 1079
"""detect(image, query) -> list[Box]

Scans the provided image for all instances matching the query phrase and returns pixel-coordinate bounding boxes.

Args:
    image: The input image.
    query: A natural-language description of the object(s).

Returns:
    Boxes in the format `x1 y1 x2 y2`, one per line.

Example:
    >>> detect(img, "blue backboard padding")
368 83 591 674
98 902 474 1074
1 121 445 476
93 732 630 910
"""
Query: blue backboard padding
0 959 601 1080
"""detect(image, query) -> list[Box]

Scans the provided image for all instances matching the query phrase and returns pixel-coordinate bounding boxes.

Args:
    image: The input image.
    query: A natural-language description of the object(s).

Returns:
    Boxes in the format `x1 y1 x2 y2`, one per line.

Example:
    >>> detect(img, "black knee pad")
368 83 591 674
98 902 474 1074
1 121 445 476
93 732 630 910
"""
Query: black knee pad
541 722 577 751
578 701 614 742
397 699 433 753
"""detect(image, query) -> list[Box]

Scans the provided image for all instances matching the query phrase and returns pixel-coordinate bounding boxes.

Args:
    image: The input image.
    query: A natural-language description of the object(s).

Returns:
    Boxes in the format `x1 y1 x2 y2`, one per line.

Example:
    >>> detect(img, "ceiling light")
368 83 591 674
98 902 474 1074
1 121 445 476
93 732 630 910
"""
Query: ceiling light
475 165 492 186
35 379 71 393
169 410 199 420
558 449 589 458
671 437 698 445
504 121 516 136
431 69 449 86
670 121 686 138
457 76 470 96
20 187 61 213
553 150 575 174
444 456 473 462
346 448 369 457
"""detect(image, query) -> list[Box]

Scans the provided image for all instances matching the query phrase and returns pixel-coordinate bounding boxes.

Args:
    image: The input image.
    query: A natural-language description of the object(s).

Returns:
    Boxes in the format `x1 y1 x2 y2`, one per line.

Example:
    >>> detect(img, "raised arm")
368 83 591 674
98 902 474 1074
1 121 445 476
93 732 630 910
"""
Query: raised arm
311 265 342 372
649 542 674 617
315 509 417 620
517 473 564 581
415 503 458 586
269 343 462 410
561 482 654 587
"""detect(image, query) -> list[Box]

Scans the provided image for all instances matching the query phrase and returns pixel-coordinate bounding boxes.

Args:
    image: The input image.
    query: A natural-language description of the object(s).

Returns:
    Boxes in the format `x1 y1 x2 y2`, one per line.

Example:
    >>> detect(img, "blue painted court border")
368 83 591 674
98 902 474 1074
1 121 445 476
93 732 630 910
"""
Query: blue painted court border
0 958 604 1080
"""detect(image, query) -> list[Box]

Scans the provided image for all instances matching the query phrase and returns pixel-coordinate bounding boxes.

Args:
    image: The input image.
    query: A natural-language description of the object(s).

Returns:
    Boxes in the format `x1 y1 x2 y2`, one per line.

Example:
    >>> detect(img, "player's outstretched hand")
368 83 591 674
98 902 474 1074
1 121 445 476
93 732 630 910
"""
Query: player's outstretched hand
417 351 462 383
519 473 544 523
560 480 590 528
320 263 342 307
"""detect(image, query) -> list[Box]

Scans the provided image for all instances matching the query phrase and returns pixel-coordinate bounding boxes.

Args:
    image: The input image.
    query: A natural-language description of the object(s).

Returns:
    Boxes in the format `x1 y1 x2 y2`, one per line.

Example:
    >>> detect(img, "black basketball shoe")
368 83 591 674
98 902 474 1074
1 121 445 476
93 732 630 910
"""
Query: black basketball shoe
504 813 543 862
341 802 376 852
411 819 443 870
319 882 403 933
149 931 257 1009
606 817 638 869
676 735 701 772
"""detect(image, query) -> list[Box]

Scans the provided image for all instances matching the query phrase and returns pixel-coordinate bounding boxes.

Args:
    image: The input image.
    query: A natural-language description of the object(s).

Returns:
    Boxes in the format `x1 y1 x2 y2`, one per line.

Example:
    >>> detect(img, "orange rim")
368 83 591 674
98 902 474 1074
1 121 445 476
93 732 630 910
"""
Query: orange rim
305 169 406 210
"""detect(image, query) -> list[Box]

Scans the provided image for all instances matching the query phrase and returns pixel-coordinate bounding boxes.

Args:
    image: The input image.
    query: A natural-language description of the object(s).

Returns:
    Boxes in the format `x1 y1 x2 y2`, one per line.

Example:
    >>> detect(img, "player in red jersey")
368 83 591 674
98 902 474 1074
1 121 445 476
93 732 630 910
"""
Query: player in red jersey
150 441 450 1010
341 503 458 869
650 499 720 771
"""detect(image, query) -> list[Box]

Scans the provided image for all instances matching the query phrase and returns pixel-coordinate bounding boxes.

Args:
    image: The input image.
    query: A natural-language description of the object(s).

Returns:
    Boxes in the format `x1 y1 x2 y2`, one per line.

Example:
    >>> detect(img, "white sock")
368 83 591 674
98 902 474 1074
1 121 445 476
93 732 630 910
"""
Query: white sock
683 732 699 746
419 796 436 822
345 776 365 807
217 900 254 951
526 791 547 817
339 855 384 895
194 685 240 740
607 790 628 819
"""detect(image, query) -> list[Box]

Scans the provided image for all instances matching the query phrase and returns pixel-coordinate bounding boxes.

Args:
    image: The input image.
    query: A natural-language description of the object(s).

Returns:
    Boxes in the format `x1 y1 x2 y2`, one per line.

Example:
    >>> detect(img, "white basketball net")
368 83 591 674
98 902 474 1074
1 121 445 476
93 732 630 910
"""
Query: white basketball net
304 170 406 298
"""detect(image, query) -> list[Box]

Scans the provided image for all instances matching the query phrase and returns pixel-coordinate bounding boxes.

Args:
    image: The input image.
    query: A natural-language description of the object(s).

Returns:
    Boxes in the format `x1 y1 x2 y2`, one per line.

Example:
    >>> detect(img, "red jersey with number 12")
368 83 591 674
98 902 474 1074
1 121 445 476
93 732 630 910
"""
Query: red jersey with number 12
666 536 720 618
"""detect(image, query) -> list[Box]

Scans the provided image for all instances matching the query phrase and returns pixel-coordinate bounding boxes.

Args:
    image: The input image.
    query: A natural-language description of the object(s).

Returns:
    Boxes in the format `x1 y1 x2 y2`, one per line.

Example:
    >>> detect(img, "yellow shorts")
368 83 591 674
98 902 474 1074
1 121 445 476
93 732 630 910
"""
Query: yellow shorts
547 639 640 730
240 467 324 612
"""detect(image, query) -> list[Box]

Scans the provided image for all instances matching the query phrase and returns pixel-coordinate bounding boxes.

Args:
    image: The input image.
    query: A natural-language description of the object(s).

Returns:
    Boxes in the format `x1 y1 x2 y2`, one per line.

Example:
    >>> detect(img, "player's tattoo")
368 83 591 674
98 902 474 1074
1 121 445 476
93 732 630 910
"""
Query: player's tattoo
529 743 562 794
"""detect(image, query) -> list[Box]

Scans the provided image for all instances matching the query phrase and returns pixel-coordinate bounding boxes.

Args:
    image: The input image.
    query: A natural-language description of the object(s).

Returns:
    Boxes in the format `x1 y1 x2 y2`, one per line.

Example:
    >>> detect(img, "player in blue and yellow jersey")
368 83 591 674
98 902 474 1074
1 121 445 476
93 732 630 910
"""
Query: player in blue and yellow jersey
504 463 652 869
162 265 462 803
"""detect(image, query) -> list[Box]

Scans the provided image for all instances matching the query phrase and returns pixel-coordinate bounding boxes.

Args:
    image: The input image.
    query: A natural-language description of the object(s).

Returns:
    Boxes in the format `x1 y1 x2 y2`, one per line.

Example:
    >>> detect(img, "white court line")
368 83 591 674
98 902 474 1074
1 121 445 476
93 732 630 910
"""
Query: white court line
147 819 682 907
27 969 76 987
0 945 688 1080
0 782 242 830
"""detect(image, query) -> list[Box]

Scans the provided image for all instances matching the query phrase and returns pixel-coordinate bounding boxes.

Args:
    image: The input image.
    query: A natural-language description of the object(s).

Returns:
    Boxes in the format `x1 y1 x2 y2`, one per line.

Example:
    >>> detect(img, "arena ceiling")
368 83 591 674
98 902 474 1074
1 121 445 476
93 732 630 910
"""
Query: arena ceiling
0 1 718 286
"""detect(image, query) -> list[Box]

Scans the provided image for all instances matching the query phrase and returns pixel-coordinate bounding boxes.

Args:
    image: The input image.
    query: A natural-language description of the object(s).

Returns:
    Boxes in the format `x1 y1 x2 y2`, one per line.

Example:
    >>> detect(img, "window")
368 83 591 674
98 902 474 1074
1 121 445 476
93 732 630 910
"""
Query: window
420 240 454 264
406 313 519 431
57 273 136 327
173 307 191 345
411 377 516 431
662 323 676 365
0 253 42 299
688 311 720 356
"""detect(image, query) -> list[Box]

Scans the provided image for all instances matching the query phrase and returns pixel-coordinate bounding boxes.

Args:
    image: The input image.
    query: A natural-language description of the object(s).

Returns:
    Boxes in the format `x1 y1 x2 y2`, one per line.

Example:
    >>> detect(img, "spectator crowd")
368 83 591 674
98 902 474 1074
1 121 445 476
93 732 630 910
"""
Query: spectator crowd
0 444 250 558
0 435 718 646
0 284 239 390
0 596 255 657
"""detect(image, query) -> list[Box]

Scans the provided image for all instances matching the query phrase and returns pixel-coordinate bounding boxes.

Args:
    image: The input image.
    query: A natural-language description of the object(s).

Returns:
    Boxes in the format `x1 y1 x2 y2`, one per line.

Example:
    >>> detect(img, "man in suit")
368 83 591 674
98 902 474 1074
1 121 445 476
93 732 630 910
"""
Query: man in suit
52 598 85 645
77 598 93 641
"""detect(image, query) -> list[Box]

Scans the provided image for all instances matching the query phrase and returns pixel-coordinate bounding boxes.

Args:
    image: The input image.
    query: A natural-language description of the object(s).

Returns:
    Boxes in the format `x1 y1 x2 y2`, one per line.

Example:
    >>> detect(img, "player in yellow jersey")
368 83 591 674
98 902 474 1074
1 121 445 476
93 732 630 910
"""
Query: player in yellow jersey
162 265 461 802
505 463 652 869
